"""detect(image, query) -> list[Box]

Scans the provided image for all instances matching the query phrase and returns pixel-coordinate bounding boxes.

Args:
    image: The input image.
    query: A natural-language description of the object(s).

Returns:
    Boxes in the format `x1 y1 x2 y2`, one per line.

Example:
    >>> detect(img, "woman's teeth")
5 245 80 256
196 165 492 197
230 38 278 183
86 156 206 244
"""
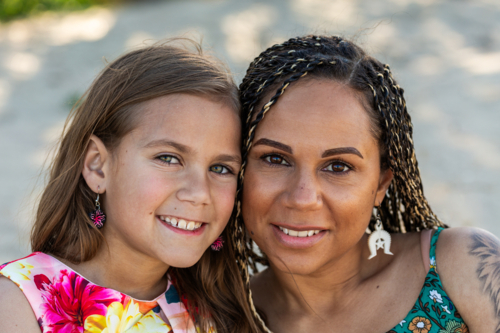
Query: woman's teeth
278 226 321 237
160 216 202 231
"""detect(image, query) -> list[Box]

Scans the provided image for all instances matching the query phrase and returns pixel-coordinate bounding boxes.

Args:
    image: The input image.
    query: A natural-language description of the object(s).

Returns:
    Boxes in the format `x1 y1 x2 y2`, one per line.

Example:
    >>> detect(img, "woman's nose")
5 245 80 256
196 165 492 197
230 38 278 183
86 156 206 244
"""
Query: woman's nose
283 168 322 211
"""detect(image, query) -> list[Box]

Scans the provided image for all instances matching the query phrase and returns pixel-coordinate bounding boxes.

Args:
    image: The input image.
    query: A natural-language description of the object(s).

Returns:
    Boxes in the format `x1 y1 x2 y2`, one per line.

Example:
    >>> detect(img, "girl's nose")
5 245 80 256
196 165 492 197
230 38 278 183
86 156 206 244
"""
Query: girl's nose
176 169 211 206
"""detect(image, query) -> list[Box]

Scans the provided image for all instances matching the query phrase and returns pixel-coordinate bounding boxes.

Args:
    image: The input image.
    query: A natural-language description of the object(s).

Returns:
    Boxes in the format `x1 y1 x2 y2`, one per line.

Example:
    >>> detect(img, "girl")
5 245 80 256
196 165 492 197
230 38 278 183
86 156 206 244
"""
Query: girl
231 35 500 332
0 40 261 333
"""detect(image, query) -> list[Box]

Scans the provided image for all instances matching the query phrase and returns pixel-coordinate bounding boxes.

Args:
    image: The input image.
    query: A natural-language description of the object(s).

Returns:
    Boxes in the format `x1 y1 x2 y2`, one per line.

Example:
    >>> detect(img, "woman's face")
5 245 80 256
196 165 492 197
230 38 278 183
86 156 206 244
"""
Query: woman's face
242 79 392 275
99 94 241 268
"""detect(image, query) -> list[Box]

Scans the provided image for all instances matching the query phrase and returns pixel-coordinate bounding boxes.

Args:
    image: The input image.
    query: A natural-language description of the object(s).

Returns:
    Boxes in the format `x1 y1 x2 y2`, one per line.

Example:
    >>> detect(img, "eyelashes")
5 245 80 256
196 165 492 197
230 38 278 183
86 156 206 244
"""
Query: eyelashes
156 154 235 175
260 152 353 174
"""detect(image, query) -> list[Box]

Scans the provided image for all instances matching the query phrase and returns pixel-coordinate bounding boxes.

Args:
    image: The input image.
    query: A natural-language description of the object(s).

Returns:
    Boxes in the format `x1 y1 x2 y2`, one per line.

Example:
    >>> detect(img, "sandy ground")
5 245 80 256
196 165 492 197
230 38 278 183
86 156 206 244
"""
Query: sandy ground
0 0 499 263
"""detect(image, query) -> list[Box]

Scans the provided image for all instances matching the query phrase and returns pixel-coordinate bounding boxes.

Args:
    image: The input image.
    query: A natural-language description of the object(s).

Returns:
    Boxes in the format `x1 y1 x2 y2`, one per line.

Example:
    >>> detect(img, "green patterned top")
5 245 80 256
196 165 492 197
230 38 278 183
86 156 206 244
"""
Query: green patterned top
388 228 469 333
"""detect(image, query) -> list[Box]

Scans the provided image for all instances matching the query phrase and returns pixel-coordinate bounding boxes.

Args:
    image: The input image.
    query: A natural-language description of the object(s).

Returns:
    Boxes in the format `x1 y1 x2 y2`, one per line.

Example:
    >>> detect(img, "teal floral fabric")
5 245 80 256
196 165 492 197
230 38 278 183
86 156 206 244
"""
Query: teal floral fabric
388 228 469 333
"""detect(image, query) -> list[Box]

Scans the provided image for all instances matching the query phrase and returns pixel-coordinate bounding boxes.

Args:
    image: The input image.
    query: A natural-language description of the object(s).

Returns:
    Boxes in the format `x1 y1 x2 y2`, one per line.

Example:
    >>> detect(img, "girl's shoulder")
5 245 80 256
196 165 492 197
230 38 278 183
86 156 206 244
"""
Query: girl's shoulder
435 227 500 332
0 276 41 332
0 252 55 332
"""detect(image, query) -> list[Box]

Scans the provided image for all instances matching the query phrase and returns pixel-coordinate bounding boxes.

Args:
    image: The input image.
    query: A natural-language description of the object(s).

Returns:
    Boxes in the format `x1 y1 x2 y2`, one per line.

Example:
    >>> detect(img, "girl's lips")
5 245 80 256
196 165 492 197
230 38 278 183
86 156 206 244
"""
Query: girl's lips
157 216 206 236
271 224 326 249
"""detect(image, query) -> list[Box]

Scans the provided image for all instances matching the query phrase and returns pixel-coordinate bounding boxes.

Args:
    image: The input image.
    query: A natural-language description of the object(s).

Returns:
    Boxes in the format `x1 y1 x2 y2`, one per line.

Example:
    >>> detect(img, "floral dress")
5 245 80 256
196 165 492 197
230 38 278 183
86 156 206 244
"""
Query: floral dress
0 252 205 333
388 228 469 333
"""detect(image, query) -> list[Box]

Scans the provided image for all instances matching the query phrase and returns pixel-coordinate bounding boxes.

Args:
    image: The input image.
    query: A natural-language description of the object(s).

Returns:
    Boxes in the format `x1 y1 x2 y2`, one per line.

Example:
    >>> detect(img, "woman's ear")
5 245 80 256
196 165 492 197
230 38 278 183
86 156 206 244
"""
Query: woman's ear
375 168 393 206
82 135 109 193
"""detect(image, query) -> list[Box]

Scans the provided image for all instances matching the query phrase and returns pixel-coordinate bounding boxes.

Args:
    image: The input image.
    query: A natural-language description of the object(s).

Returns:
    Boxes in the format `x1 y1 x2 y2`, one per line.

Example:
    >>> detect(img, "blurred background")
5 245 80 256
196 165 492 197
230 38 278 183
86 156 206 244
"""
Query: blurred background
0 0 499 264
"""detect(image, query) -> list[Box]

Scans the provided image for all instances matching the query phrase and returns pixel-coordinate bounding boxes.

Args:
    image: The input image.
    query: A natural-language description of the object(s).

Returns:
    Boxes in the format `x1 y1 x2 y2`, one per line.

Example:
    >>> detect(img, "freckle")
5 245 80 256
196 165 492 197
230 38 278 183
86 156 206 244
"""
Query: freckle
149 212 153 215
377 285 379 289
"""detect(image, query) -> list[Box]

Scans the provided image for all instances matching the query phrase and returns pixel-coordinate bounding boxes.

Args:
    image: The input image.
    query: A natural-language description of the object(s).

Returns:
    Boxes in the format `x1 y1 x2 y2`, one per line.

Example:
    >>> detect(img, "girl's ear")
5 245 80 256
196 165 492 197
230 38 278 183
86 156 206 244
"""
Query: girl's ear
82 135 109 193
375 168 393 206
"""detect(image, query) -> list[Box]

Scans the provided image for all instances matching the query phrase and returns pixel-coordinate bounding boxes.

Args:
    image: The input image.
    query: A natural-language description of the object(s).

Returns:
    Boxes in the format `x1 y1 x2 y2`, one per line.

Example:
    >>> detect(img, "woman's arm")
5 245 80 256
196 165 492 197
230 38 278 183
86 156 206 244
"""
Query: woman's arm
0 277 42 333
437 227 500 333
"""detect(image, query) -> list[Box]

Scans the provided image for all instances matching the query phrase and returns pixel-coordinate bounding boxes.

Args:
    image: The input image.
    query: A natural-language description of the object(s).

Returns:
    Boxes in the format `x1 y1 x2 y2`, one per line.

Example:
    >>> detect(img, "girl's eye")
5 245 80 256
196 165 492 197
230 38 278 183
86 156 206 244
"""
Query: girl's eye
158 155 180 164
324 162 350 173
264 155 289 165
209 165 230 174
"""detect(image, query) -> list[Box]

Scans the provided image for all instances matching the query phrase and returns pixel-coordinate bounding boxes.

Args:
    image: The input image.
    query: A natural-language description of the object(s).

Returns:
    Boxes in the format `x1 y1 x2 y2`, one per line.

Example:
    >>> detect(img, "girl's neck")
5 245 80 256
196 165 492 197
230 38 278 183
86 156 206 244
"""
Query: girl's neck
59 235 170 301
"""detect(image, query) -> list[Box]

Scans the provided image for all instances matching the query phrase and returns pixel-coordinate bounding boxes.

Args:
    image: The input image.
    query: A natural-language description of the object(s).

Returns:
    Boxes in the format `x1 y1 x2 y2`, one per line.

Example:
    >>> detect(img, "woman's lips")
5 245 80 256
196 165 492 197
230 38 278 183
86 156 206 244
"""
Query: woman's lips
271 224 326 249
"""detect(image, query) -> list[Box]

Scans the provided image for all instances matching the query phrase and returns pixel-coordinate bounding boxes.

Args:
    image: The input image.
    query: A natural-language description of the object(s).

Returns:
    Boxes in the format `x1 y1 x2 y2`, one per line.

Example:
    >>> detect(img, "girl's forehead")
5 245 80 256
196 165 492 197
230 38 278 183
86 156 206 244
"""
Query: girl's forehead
125 94 241 150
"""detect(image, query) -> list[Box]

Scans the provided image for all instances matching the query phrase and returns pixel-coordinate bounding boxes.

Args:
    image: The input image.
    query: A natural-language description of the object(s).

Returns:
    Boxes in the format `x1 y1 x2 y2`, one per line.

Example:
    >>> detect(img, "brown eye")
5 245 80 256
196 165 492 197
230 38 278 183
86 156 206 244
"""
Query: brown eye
264 155 289 165
324 162 350 173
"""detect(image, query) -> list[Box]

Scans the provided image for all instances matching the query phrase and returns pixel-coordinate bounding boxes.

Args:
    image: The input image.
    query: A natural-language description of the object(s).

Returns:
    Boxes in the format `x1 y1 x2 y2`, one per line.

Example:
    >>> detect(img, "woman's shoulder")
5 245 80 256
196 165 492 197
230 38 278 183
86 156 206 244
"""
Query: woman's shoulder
435 227 500 331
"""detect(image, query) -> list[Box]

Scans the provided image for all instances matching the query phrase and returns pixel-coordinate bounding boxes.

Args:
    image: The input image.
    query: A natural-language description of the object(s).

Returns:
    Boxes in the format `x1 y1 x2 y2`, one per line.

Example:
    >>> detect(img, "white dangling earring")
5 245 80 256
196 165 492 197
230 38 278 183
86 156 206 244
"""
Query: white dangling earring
367 207 393 260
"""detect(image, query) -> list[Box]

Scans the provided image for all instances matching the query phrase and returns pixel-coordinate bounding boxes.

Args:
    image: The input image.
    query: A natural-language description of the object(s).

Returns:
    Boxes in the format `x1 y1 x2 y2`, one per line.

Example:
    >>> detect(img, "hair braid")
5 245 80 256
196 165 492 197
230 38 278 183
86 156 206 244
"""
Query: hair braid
231 35 446 330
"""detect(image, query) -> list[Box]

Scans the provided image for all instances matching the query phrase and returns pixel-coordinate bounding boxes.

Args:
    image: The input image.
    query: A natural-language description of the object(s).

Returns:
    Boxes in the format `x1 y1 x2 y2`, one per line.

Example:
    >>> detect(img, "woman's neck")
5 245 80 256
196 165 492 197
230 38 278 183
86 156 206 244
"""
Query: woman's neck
259 234 381 315
59 235 170 301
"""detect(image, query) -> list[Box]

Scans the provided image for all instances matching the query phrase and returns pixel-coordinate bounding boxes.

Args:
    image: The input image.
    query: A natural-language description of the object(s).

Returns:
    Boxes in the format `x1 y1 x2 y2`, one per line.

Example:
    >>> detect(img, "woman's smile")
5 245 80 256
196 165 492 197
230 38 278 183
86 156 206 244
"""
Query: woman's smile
271 223 327 249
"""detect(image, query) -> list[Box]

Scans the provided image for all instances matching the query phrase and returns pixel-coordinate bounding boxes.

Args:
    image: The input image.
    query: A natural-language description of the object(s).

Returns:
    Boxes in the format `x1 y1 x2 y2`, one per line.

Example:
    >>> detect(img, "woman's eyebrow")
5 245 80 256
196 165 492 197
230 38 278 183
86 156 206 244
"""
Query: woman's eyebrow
253 138 292 154
143 139 190 153
322 147 364 159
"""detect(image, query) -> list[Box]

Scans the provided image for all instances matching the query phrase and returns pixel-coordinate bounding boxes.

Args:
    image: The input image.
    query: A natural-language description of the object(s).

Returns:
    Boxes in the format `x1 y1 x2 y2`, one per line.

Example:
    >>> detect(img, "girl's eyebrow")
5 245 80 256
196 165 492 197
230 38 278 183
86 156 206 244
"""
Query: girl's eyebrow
217 154 242 165
143 139 190 153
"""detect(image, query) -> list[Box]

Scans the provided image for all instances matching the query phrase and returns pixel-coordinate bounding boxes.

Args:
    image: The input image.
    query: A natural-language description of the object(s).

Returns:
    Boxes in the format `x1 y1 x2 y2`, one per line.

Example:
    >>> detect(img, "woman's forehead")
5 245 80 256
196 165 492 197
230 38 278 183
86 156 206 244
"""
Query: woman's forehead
251 79 376 154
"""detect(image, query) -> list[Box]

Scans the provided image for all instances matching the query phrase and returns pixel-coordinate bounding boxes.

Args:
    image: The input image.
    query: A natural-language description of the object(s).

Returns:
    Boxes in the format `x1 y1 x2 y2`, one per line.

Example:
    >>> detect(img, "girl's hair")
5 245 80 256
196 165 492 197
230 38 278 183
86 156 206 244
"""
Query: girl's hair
231 35 447 331
31 39 262 333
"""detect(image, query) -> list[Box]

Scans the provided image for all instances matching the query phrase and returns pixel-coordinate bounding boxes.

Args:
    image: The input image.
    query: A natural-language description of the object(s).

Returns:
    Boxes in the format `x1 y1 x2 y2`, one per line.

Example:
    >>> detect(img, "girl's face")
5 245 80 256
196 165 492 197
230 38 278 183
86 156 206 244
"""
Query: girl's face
96 94 241 268
242 79 392 275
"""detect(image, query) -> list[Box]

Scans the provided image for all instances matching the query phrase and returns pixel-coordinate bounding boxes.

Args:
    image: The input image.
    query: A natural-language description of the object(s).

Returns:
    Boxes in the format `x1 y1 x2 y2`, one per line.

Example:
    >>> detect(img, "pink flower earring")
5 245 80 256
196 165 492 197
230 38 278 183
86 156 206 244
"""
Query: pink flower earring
211 236 224 251
89 186 106 229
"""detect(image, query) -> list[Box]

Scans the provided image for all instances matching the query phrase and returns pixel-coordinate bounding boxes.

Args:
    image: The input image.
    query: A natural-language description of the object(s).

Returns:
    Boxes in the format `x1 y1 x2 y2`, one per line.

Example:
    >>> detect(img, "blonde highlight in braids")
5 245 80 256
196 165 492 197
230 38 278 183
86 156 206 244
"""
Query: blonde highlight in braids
230 35 446 330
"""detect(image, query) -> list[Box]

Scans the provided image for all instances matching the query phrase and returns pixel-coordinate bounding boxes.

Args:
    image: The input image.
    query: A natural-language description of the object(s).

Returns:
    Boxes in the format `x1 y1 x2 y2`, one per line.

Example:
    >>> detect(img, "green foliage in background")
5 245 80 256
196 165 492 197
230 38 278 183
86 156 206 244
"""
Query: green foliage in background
0 0 112 21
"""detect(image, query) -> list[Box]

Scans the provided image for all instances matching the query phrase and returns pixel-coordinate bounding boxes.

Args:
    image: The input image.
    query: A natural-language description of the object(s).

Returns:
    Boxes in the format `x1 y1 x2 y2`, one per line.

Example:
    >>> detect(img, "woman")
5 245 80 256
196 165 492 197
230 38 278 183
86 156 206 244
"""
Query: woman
0 40 261 333
230 35 500 332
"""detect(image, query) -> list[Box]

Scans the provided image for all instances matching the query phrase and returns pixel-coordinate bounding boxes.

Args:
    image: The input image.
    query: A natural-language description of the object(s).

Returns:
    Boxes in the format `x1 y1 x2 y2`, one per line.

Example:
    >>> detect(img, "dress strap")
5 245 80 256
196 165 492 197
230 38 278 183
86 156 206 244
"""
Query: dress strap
429 227 444 269
420 229 433 273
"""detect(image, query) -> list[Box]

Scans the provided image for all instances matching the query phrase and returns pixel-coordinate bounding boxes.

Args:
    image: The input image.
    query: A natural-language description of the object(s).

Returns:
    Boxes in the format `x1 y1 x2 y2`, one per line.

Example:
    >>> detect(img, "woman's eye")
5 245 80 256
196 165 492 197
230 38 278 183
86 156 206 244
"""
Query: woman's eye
158 155 180 164
264 155 288 165
324 162 350 173
210 165 230 174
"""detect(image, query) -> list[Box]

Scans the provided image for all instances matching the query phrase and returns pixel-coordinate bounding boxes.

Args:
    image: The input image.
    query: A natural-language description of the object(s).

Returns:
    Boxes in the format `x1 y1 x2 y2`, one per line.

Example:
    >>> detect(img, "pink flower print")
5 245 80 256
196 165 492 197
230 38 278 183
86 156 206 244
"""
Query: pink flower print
34 270 122 333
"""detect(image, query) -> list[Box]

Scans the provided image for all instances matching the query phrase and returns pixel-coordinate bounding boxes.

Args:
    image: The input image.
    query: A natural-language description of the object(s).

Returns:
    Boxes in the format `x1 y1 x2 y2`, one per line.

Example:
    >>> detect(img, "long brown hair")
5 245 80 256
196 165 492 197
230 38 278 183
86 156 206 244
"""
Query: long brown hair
31 39 262 333
231 35 447 331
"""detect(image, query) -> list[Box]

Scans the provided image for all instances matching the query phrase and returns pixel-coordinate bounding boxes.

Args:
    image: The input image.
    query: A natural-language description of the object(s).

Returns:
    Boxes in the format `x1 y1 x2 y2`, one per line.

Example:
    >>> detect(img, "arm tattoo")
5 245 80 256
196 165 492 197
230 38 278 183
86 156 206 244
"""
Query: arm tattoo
469 231 500 332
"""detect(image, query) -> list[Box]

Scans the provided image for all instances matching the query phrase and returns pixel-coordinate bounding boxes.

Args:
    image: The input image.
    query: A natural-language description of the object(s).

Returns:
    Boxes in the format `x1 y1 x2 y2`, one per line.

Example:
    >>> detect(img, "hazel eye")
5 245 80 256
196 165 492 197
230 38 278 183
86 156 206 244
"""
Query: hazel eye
158 155 180 164
324 162 350 173
265 155 289 165
210 165 230 174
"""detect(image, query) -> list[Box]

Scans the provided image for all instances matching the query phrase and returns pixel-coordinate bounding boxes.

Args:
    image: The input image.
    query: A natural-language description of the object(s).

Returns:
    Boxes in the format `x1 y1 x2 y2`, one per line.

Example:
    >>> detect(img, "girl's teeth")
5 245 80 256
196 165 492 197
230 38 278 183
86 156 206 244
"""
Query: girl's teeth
278 226 321 237
160 216 202 231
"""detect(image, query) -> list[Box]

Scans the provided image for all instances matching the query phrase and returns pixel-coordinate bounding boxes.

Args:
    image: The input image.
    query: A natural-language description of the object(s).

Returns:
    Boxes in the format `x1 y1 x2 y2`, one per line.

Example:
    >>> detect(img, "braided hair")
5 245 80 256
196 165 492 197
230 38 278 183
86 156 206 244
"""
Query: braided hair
229 35 446 331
